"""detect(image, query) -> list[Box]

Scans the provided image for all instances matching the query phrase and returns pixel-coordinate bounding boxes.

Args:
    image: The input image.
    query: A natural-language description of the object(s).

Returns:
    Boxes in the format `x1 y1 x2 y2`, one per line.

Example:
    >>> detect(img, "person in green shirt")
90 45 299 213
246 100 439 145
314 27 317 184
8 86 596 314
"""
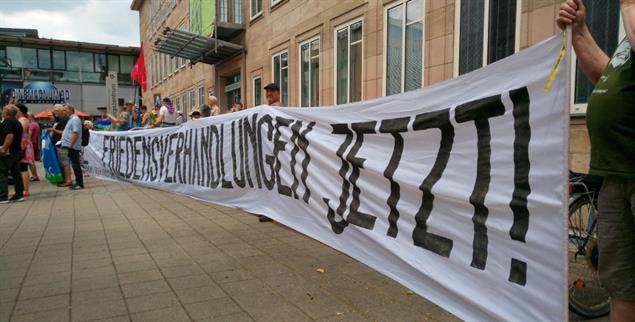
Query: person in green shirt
558 1 635 320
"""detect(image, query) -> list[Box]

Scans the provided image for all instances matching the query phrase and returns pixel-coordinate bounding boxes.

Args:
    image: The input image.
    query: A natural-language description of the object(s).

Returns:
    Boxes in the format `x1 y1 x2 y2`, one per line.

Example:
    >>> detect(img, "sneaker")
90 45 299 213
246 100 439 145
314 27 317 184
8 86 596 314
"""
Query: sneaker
29 177 40 182
258 215 272 222
0 199 9 204
9 195 24 202
69 185 84 190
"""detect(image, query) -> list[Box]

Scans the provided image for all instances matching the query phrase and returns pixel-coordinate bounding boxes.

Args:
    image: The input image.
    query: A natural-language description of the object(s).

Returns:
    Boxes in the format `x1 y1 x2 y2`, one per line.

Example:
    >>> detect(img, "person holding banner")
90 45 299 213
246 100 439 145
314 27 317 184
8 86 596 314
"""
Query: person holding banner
151 97 177 128
206 95 220 116
255 83 285 223
558 1 635 320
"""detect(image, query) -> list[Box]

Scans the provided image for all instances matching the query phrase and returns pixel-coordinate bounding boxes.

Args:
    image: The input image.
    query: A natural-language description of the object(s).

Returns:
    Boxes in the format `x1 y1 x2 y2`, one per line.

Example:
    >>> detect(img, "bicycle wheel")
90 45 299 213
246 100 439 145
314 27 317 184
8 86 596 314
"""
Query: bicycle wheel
568 196 610 318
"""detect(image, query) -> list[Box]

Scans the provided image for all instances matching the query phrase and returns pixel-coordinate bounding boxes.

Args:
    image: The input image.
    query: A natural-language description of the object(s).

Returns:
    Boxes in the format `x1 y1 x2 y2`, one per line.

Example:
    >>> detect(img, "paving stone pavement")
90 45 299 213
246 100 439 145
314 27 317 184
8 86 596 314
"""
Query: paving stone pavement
0 167 603 322
0 168 460 322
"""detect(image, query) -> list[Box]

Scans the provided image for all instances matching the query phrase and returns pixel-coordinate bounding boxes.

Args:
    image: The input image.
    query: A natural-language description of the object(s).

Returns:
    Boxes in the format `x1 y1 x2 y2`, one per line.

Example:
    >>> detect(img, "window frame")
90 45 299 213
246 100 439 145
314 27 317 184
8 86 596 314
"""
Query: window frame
253 75 262 107
271 0 283 7
271 49 289 106
198 86 205 107
569 13 625 115
382 0 425 95
37 48 52 70
452 0 522 77
251 0 263 20
298 35 321 107
333 17 364 104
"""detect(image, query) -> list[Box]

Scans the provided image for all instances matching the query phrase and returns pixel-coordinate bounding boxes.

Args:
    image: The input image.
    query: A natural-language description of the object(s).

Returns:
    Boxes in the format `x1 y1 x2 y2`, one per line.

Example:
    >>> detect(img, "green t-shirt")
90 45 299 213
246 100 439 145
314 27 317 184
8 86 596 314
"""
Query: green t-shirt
586 38 635 178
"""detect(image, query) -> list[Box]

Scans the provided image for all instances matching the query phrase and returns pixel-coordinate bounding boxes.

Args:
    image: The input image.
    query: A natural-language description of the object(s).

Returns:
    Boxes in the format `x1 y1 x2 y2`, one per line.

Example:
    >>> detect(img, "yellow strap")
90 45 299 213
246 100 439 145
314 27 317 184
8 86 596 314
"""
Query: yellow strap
544 31 568 92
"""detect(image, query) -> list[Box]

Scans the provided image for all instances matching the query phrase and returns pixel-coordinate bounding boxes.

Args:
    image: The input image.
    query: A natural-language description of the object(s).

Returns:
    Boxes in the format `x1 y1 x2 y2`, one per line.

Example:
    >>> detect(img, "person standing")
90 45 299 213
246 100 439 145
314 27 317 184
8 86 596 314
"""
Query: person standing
264 83 282 107
258 83 284 222
151 97 177 128
558 1 635 320
200 104 212 118
207 95 220 116
140 105 152 128
108 102 133 131
27 112 40 181
60 104 84 190
0 104 24 203
175 111 185 125
48 105 72 187
16 104 34 197
189 109 201 120
95 109 112 131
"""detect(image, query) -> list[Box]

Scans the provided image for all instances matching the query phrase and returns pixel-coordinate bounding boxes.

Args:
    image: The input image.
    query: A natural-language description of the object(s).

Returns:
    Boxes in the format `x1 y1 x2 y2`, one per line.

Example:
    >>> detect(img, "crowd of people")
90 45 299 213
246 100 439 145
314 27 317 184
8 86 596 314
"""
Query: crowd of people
92 91 252 132
0 82 283 204
0 102 86 203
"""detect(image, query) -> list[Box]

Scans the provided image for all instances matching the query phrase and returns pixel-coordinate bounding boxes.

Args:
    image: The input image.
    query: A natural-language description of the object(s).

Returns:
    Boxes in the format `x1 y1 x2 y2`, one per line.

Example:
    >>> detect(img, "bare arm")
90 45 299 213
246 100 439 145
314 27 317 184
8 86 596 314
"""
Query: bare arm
622 1 635 49
107 113 124 125
151 114 164 128
68 132 79 148
142 113 149 126
1 134 14 156
557 0 610 84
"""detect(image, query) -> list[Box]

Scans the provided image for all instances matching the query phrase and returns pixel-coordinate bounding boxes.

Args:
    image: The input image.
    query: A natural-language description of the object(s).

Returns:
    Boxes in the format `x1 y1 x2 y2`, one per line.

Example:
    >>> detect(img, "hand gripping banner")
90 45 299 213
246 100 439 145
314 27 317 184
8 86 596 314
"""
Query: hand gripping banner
85 33 570 321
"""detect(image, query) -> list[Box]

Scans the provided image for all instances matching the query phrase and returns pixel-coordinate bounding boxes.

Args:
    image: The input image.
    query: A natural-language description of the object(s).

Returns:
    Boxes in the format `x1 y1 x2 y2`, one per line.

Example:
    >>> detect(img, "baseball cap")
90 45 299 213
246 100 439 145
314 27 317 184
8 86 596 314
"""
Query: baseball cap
264 83 280 91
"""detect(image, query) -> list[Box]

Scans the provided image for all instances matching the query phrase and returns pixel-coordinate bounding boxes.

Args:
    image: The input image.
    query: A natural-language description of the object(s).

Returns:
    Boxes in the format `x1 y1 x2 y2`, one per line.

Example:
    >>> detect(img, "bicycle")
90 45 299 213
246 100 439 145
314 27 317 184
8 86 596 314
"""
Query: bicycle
567 171 609 318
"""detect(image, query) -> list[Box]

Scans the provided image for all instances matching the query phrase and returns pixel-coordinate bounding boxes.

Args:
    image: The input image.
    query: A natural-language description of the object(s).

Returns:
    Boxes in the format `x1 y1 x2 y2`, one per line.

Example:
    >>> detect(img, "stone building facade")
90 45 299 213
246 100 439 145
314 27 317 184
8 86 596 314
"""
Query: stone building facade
132 0 622 173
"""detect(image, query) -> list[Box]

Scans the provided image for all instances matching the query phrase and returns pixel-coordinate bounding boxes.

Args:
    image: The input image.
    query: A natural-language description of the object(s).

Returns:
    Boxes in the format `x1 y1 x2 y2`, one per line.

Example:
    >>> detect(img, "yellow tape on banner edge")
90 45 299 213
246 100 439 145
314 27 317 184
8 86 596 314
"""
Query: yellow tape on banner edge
544 32 568 92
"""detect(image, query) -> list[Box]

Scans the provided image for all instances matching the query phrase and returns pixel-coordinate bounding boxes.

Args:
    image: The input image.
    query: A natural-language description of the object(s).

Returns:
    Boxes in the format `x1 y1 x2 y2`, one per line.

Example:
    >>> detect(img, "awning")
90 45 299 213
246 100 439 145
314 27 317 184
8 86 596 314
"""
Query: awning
154 28 243 65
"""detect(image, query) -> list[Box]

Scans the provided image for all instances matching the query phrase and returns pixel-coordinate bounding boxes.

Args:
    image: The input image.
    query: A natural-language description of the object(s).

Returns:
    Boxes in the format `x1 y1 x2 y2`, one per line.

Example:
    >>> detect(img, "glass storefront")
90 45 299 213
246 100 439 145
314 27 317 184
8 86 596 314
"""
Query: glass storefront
0 45 136 85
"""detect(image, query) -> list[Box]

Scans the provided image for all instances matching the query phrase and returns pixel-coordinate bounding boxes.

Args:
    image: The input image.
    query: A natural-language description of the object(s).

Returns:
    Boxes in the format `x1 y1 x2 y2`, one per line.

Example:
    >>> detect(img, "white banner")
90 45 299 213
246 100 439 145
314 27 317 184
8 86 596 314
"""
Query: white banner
85 34 569 321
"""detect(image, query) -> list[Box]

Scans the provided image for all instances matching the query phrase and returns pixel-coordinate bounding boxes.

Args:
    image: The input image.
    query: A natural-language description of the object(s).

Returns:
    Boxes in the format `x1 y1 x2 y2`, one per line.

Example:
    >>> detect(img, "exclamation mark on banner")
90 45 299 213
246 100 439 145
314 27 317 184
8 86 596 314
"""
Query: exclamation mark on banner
508 87 531 286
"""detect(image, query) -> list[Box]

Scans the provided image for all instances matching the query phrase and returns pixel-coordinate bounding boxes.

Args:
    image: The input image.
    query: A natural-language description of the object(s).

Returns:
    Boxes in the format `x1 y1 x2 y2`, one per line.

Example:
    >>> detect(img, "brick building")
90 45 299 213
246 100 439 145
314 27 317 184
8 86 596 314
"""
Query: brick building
131 0 623 172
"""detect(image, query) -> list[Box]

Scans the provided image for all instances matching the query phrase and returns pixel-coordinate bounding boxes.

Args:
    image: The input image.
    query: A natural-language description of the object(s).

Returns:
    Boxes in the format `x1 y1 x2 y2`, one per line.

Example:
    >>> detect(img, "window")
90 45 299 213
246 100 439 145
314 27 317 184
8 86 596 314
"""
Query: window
190 90 196 113
572 1 622 111
299 37 320 107
108 54 120 72
454 0 520 76
272 51 289 106
335 20 363 104
6 47 22 67
79 52 95 72
120 55 135 74
183 93 189 111
272 0 283 6
251 0 263 19
22 48 37 68
51 51 65 70
0 47 6 67
151 55 156 86
253 76 262 106
95 54 107 73
66 51 81 71
37 49 51 69
385 0 423 95
198 86 205 106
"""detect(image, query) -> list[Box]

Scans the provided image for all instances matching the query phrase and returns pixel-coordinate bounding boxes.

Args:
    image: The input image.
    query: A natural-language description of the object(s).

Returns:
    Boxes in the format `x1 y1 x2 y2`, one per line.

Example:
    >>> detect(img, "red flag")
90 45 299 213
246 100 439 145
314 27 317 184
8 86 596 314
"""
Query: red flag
131 43 148 92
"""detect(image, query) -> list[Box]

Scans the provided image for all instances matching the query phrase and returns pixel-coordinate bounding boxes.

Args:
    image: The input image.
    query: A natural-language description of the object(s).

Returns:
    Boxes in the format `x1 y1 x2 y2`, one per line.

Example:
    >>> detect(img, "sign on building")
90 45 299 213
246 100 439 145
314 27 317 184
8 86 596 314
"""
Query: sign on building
106 71 118 115
10 82 70 104
190 0 215 37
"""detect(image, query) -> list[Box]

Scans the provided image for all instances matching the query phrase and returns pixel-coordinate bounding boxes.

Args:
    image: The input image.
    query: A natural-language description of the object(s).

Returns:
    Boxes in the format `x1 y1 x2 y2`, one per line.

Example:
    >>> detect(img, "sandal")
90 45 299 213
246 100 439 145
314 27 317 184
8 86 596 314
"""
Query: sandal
57 182 72 187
